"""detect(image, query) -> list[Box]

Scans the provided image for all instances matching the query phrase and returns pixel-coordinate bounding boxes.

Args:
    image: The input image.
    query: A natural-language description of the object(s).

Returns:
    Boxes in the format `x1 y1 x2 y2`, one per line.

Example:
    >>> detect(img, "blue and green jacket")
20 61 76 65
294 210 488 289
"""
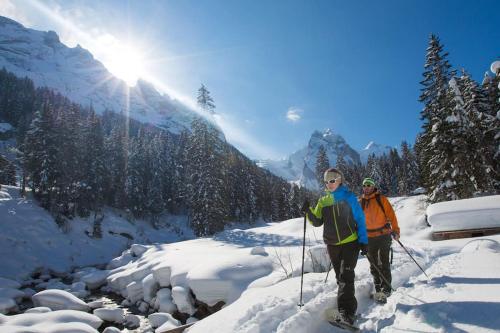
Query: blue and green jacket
306 185 368 246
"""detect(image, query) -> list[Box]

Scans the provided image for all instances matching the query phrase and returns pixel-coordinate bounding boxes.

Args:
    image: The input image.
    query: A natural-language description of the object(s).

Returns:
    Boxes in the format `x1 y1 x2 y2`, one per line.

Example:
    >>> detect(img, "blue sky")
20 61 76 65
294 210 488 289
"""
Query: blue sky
2 0 499 159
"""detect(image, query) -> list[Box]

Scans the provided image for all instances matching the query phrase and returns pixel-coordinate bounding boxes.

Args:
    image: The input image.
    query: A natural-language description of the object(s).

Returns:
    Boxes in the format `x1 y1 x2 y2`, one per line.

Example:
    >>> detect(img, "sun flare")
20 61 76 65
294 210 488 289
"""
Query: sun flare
102 43 145 86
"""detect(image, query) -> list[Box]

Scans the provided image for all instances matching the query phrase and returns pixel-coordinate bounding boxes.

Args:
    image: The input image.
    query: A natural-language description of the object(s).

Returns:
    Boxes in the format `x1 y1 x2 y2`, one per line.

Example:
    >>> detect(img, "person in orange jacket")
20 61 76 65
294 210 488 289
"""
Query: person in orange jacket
359 177 400 303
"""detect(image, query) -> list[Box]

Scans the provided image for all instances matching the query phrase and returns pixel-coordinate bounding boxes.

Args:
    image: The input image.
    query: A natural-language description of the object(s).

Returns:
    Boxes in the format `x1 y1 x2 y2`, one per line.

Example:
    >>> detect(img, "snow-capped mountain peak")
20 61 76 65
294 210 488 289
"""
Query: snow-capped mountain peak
359 141 393 163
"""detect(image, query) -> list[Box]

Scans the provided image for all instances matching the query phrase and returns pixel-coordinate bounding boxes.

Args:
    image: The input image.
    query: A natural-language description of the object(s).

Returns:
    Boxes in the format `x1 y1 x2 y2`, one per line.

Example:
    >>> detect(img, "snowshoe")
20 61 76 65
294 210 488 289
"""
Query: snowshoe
325 308 360 332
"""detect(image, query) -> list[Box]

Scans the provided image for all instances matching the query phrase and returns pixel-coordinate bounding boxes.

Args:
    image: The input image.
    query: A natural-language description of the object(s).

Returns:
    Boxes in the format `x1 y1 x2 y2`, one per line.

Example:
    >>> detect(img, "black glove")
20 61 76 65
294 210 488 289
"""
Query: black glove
360 244 368 256
301 199 310 213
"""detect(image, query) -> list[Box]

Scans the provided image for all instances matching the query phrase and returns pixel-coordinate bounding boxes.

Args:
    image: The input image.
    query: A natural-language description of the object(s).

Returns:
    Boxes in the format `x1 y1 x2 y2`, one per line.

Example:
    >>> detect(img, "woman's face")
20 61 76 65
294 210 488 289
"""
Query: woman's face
325 177 341 191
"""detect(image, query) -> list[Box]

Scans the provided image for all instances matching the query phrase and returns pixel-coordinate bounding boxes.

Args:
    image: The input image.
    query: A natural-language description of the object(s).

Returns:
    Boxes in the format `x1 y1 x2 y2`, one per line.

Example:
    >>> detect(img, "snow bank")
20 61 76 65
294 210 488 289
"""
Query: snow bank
427 195 500 232
32 289 90 311
187 255 273 306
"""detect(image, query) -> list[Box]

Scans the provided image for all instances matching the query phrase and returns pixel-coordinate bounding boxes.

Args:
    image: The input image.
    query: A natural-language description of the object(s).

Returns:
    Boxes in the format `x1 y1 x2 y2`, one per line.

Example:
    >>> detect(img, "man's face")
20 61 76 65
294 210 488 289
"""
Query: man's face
362 184 375 195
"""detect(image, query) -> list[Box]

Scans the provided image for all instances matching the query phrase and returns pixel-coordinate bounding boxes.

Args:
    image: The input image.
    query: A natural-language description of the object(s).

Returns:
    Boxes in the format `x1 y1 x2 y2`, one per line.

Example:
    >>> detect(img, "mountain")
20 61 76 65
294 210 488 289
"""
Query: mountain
257 129 361 189
359 141 393 163
0 16 212 134
258 129 396 189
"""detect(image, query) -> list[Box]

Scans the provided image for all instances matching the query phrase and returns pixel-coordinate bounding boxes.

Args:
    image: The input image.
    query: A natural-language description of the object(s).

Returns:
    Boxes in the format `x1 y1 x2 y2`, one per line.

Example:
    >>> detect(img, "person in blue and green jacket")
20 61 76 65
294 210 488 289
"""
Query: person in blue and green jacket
302 167 368 325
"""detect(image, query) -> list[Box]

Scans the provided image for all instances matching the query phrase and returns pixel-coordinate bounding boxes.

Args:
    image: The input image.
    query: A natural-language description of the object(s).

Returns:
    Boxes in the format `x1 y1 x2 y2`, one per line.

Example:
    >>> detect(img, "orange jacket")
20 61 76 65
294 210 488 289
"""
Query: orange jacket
359 191 400 238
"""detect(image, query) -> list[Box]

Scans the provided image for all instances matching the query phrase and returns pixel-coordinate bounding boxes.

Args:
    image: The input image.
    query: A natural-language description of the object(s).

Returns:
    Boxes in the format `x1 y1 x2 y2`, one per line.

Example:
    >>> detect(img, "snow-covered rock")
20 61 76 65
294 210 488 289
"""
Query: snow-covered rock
186 255 273 306
148 312 179 328
93 308 124 324
131 244 149 257
155 288 176 313
126 281 144 303
102 327 121 333
0 277 21 289
0 287 25 302
171 286 196 315
250 246 268 256
87 300 104 310
24 307 52 313
124 313 141 328
32 289 90 312
138 301 149 313
1 309 103 332
21 288 36 298
152 264 172 288
156 320 181 333
107 252 134 270
142 273 159 303
0 297 18 314
81 270 110 290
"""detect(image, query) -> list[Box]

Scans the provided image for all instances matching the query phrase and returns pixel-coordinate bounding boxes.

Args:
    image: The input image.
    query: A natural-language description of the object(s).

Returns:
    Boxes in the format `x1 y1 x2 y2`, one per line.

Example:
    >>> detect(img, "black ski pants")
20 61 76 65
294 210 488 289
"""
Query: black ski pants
326 241 360 316
367 233 392 293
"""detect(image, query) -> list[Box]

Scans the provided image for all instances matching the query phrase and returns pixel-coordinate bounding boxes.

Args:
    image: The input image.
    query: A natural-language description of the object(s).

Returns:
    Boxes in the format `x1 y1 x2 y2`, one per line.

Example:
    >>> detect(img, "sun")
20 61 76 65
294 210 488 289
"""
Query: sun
102 43 145 86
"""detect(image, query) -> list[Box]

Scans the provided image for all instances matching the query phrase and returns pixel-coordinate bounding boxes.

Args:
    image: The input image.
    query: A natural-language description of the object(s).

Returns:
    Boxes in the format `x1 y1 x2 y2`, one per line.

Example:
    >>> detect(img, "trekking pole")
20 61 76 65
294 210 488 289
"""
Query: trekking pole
365 253 395 292
324 261 332 283
394 238 429 279
298 213 307 308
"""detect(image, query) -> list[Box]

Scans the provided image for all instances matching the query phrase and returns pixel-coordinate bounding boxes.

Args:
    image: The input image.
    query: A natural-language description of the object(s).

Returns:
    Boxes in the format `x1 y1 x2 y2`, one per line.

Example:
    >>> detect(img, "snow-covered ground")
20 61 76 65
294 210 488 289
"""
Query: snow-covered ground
1 193 500 332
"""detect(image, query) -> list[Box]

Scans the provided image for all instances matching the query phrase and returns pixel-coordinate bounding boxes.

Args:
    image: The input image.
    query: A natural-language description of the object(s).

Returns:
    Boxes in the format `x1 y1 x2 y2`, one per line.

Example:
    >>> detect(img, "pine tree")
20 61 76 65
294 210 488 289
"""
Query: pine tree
197 84 216 115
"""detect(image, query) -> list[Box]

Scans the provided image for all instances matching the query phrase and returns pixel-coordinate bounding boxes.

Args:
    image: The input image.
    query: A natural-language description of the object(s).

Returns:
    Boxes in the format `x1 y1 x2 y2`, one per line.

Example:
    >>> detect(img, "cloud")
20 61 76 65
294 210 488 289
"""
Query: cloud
286 107 303 122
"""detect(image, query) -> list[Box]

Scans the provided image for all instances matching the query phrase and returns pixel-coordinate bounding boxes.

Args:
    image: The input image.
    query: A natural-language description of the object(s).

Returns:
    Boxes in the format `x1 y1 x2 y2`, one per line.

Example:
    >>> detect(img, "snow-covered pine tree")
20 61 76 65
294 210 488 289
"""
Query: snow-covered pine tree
416 34 456 202
387 149 401 196
146 131 171 226
335 152 349 188
0 154 16 185
187 118 228 236
458 72 496 194
23 102 59 211
315 145 329 188
104 118 128 208
80 109 107 216
197 84 216 115
481 68 500 191
366 154 384 192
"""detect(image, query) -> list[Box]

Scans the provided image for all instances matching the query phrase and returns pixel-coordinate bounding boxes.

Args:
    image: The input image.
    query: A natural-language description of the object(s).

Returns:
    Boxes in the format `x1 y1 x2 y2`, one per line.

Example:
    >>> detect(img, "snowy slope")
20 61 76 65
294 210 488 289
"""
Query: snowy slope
0 185 194 280
0 16 213 134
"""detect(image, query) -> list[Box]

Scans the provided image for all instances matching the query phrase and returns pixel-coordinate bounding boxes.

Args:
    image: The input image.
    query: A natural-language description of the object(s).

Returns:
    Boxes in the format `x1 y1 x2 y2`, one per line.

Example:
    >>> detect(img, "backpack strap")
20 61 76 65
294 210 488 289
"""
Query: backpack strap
375 194 386 217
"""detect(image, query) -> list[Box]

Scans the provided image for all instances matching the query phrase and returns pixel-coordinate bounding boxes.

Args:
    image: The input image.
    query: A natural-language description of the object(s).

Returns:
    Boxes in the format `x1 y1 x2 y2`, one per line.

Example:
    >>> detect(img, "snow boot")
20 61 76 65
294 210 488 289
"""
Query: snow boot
373 291 387 304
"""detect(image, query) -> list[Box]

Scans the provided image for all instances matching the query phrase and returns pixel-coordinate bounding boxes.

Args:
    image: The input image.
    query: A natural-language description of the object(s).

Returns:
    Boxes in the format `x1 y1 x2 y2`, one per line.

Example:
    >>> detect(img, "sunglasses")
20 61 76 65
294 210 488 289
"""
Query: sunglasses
325 177 341 185
363 184 374 187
